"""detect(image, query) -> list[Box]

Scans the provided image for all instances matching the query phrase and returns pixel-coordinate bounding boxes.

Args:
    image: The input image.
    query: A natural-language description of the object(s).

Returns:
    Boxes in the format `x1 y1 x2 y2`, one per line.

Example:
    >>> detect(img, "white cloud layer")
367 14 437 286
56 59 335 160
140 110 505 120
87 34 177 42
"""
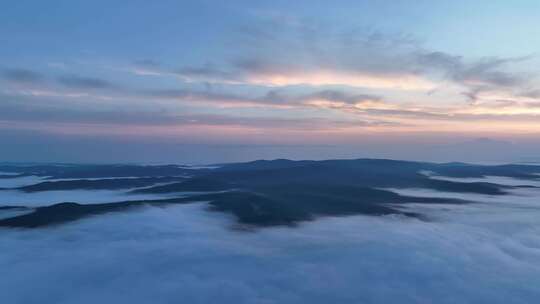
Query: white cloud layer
0 189 174 207
0 175 46 188
1 175 540 303
0 176 183 207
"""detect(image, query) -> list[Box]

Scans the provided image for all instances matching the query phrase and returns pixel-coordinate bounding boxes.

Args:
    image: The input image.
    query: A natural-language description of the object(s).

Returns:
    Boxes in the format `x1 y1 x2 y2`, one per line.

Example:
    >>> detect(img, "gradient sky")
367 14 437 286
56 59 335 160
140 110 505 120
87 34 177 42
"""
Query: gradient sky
1 0 540 163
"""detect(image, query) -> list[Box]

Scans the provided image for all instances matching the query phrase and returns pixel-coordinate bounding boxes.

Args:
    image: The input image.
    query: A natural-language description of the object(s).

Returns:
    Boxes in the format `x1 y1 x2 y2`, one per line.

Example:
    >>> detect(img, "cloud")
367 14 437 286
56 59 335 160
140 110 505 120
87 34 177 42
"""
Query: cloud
1 68 44 84
2 47 539 139
243 69 436 90
127 24 532 105
416 52 530 104
130 60 170 76
0 112 391 135
163 51 438 91
0 188 165 207
276 89 382 107
121 21 536 113
228 48 529 96
142 89 259 106
142 88 383 110
521 89 540 99
133 59 160 68
454 58 523 88
175 64 239 83
4 77 540 136
1 174 540 303
124 27 441 90
57 74 115 89
0 89 397 136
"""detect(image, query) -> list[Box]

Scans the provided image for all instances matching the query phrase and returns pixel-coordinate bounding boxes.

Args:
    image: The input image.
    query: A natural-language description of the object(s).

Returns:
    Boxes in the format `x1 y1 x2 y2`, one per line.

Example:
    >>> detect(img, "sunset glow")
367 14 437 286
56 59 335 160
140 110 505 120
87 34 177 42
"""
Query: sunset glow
1 1 539 163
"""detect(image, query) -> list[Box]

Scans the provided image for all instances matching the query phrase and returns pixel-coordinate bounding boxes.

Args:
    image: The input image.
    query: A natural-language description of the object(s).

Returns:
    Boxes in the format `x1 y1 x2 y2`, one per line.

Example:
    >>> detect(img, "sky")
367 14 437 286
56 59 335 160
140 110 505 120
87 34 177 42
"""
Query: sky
1 0 540 163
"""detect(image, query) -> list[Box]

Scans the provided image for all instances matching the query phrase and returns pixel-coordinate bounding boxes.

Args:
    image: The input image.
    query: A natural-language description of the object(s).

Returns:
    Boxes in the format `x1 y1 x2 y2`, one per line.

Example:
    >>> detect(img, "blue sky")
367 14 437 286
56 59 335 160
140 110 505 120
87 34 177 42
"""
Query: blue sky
1 0 539 163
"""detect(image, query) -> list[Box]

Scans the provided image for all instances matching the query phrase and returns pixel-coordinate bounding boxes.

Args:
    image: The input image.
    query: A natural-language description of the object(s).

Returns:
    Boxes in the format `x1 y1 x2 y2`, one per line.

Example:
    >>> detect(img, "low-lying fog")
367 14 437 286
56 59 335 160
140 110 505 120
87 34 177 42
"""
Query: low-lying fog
0 175 45 188
0 189 177 207
1 175 540 303
0 175 183 207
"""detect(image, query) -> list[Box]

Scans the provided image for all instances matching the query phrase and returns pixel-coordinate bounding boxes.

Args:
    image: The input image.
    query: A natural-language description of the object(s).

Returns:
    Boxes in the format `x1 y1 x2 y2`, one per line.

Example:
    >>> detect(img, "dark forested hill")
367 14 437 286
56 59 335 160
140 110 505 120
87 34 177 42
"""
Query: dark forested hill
1 159 539 228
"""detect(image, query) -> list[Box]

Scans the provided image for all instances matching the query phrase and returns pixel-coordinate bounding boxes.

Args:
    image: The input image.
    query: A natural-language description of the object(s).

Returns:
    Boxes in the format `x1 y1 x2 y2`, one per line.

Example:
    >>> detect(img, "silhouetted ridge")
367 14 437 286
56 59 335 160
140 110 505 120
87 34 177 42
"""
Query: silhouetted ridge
133 178 233 193
1 159 539 229
18 176 186 192
0 188 469 228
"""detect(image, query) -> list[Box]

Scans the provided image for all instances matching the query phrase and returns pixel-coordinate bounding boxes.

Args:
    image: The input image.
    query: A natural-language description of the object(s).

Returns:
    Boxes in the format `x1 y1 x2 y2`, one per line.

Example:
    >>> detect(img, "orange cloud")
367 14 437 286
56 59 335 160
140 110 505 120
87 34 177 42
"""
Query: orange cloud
246 70 436 90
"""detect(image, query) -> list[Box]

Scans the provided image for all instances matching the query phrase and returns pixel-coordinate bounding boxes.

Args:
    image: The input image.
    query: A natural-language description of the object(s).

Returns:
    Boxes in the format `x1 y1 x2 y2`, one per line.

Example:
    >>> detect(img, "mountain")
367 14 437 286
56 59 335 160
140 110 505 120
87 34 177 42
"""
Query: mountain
1 158 539 228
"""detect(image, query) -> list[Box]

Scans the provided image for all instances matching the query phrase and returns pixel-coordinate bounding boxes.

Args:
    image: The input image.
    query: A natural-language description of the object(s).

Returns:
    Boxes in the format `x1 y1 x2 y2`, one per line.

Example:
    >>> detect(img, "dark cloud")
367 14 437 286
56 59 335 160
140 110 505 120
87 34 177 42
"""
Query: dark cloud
521 89 540 99
453 58 523 87
144 87 382 108
2 68 44 84
175 64 237 82
0 92 392 130
300 90 381 104
233 58 279 75
362 107 540 122
416 51 462 71
143 88 252 105
411 52 528 104
133 59 161 68
57 74 114 89
256 89 383 109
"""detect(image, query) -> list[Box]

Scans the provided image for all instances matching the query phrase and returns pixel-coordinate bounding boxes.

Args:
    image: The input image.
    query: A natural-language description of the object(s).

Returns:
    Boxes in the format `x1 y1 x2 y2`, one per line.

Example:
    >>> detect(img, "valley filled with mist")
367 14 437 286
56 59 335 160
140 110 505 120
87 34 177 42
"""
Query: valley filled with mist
1 159 540 303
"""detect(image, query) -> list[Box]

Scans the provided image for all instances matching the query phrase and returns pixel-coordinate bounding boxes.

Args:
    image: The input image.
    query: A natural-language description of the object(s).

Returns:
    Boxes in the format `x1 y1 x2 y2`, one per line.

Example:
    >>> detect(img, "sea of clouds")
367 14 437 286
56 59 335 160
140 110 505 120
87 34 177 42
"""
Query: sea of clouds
0 175 45 188
0 175 182 207
1 175 540 303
